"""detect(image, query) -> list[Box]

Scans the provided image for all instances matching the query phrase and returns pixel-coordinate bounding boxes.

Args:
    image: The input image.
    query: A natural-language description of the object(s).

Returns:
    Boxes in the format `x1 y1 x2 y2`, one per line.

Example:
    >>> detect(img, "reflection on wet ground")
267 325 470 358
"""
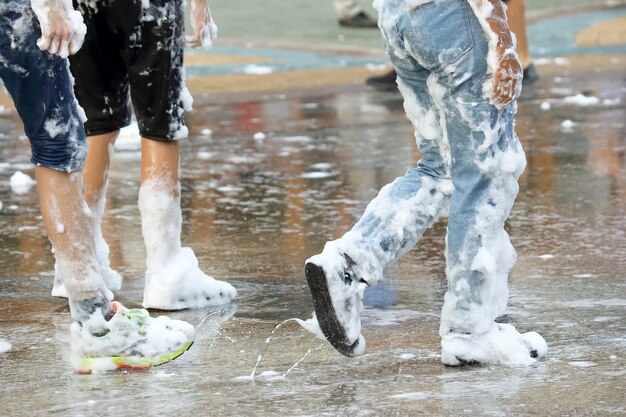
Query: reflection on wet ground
0 62 625 416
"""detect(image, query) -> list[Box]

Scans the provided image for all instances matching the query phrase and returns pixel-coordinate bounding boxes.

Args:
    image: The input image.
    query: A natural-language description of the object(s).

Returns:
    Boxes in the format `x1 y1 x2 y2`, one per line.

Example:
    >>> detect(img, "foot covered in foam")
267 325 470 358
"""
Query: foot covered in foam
441 323 548 366
71 301 195 373
142 247 237 310
305 250 367 357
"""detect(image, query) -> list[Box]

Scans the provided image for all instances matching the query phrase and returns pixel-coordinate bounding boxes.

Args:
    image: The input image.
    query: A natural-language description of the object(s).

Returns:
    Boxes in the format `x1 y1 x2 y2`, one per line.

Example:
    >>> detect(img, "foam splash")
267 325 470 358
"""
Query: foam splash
235 318 324 381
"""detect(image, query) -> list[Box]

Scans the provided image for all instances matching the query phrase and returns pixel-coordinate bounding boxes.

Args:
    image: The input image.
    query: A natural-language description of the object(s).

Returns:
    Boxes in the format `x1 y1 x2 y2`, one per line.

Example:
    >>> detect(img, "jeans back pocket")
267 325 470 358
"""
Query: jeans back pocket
407 0 474 66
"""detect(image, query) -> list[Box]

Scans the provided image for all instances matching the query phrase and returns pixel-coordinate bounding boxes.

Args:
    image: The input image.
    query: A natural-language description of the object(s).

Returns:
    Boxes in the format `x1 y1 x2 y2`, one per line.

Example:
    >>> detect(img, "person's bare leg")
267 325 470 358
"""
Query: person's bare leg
84 132 123 292
52 131 122 296
139 137 236 310
36 166 111 303
140 137 179 186
506 0 532 69
84 132 119 208
139 137 181 268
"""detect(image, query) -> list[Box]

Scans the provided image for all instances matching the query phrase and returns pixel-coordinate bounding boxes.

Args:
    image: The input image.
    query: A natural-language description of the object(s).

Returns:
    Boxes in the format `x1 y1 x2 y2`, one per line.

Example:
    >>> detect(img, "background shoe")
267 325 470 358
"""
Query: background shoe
523 63 539 85
71 301 195 373
305 251 367 357
366 69 397 90
339 12 378 28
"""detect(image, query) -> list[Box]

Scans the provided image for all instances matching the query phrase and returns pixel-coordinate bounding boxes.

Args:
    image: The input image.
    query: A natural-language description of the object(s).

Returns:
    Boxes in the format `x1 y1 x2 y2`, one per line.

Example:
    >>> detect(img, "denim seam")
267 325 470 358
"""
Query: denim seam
409 0 461 12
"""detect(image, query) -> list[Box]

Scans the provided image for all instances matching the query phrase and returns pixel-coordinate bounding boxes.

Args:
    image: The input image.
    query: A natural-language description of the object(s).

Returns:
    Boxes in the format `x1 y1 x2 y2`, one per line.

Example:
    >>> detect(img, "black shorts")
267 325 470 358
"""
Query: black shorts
69 0 190 141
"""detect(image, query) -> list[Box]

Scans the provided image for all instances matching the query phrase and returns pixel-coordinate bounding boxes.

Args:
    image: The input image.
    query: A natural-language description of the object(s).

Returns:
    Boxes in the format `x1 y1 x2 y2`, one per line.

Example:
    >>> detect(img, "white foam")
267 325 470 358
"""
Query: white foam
197 151 214 160
293 316 326 341
390 392 431 400
441 323 547 366
31 0 86 58
366 63 388 71
243 64 273 75
568 361 597 367
602 98 621 106
563 94 600 106
301 163 338 179
280 135 313 143
70 303 194 372
398 353 416 360
10 171 36 194
554 57 570 66
0 338 11 354
301 172 337 179
44 117 70 138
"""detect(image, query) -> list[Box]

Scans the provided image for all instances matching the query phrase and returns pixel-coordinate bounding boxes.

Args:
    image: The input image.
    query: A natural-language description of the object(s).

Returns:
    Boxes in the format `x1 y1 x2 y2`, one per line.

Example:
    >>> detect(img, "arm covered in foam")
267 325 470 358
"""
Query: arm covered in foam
467 0 522 109
30 0 86 58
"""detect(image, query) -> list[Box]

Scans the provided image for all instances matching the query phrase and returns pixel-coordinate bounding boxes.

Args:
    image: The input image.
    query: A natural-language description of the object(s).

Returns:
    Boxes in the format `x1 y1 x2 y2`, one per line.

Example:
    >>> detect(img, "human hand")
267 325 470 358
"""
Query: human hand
491 50 523 109
186 0 218 48
30 0 86 58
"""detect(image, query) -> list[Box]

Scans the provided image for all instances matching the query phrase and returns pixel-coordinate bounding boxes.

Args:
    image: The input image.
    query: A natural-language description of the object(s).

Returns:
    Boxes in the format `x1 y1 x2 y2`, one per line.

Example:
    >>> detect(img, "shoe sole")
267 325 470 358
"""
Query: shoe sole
75 340 194 374
305 262 360 357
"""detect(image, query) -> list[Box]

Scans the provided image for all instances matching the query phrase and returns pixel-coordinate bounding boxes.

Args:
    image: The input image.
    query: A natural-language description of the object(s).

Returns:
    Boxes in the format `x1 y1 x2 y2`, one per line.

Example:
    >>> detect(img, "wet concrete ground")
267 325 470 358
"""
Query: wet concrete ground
1 59 625 415
2 6 626 417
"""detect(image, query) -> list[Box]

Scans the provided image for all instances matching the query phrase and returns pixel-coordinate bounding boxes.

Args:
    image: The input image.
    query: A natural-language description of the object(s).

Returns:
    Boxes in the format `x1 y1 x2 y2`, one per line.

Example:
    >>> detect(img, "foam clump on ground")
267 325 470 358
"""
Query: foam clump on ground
10 171 35 194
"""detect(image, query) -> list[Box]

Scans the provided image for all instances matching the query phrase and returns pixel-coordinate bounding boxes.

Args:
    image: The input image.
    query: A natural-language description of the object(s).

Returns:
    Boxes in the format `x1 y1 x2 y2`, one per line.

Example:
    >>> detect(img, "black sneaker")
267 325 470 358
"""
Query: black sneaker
305 251 367 357
523 63 539 85
339 12 378 28
366 69 397 90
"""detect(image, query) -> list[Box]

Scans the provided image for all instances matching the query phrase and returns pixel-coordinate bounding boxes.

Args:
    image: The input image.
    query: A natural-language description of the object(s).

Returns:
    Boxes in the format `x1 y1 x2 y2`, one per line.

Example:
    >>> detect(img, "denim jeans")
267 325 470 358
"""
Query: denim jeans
0 1 87 173
332 0 526 337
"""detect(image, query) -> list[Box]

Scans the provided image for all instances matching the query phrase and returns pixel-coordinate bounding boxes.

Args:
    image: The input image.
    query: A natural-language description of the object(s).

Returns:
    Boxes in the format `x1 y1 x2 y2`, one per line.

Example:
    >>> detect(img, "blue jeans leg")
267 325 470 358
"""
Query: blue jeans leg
339 0 526 338
0 2 87 173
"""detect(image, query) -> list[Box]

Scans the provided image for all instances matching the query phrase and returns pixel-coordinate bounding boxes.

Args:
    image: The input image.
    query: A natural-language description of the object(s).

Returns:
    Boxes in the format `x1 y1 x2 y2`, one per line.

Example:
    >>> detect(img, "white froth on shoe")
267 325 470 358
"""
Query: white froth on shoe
441 323 548 366
306 249 365 345
71 301 195 373
142 246 237 310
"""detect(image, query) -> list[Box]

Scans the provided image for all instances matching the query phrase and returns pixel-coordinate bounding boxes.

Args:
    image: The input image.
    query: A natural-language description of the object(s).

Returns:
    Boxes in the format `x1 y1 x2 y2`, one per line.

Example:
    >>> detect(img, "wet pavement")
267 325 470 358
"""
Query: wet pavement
1 4 626 417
